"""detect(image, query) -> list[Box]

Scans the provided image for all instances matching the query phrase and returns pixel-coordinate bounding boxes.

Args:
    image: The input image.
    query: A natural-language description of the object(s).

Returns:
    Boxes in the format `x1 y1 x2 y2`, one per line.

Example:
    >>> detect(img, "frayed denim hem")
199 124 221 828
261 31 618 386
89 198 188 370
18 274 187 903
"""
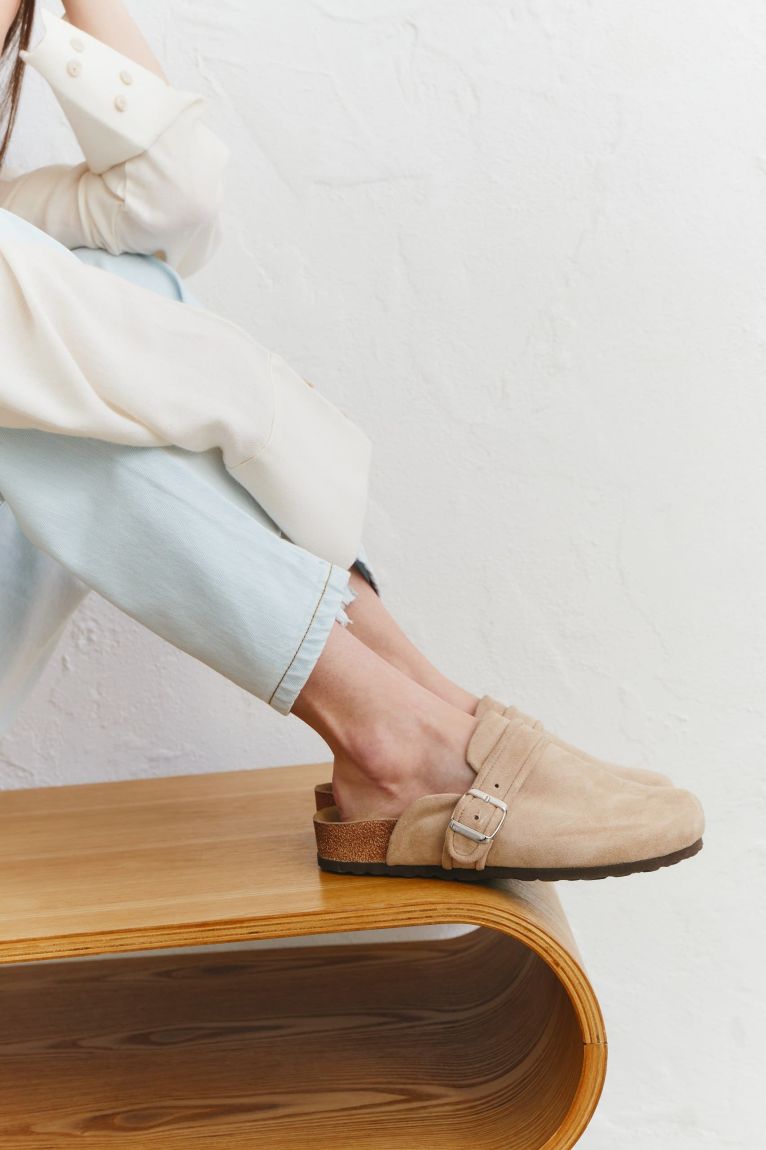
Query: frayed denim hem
269 564 358 715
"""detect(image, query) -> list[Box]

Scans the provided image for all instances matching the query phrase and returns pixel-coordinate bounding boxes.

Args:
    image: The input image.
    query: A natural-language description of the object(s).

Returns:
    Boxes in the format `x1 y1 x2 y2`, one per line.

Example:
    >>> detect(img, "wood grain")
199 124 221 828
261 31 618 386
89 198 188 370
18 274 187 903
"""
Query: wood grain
0 762 607 1148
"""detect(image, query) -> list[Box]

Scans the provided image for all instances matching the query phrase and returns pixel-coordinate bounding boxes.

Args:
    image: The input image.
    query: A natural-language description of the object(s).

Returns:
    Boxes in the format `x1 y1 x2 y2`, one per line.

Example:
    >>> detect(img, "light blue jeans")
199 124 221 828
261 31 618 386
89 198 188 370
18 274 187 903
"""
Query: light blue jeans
0 211 378 735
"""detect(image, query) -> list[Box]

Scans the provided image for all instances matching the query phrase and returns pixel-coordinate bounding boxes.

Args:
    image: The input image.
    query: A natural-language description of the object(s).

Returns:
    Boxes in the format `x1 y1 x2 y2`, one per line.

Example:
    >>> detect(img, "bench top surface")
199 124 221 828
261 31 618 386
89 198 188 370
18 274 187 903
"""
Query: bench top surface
0 762 582 969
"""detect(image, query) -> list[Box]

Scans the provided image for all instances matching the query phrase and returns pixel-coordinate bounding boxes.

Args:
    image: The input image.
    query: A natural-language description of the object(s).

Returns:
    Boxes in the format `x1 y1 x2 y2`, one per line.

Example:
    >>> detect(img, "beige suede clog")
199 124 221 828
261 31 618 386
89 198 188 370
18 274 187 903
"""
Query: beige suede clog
313 709 704 883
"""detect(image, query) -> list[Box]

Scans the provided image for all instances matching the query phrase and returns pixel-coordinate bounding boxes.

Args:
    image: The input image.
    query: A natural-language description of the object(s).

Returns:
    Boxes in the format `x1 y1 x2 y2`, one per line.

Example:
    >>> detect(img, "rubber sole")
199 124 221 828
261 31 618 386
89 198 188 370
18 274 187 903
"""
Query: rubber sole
317 837 703 882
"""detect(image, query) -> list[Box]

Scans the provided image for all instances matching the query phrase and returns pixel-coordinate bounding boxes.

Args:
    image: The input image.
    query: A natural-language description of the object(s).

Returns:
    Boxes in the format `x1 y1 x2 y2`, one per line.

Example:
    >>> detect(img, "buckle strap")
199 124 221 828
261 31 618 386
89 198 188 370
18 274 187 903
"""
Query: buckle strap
442 720 551 870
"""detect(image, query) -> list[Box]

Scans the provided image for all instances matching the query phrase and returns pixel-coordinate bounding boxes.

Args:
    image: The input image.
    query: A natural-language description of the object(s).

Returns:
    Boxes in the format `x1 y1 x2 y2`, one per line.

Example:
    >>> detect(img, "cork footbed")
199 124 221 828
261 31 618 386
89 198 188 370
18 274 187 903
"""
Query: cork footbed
312 804 704 882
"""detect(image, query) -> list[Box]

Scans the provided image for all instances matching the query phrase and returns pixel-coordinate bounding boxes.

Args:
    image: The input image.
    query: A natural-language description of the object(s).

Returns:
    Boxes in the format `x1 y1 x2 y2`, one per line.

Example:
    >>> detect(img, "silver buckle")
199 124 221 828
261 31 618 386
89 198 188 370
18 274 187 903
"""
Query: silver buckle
449 788 508 844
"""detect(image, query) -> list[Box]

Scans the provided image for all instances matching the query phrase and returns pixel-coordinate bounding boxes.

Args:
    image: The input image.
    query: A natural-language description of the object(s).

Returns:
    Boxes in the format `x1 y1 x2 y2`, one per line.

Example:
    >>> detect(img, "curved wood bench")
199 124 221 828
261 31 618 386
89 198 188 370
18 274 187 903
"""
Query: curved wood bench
0 762 607 1148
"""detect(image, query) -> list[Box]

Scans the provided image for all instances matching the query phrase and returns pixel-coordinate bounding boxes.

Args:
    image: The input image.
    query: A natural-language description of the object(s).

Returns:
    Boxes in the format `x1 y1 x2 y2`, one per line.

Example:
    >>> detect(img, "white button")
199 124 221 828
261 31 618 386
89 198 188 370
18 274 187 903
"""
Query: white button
119 69 134 86
114 94 128 112
66 59 81 78
70 38 85 53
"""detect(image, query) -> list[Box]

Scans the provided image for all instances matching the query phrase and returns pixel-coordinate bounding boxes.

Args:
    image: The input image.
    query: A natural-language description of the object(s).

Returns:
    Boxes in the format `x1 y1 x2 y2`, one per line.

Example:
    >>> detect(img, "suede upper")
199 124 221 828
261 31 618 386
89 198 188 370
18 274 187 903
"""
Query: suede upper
385 710 704 872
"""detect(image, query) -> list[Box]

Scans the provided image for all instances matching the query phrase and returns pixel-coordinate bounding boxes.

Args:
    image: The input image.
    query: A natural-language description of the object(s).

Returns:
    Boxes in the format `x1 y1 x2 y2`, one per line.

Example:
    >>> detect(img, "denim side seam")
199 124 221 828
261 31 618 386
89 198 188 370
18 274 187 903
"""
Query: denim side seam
268 563 357 715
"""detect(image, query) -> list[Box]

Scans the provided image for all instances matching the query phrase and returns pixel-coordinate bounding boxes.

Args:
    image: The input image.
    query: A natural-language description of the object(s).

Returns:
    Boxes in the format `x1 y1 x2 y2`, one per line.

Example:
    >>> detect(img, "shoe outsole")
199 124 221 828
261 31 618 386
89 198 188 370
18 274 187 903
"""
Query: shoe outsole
317 837 703 882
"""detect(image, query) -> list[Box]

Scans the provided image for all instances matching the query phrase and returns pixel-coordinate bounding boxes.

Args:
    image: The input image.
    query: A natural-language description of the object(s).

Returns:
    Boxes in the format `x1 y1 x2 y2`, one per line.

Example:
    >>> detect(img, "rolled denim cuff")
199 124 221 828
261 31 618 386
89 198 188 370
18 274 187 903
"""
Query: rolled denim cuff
268 563 358 715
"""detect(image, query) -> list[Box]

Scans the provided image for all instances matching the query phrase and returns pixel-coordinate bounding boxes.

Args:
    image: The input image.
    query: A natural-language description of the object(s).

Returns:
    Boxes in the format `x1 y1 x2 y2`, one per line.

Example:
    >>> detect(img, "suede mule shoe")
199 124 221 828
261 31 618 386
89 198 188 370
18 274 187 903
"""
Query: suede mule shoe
313 709 704 883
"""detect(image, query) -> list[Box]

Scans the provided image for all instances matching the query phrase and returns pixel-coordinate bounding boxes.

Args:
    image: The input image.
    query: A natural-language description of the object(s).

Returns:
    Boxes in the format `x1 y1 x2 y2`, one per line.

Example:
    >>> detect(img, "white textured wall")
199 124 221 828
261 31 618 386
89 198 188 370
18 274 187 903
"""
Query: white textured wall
2 3 764 1146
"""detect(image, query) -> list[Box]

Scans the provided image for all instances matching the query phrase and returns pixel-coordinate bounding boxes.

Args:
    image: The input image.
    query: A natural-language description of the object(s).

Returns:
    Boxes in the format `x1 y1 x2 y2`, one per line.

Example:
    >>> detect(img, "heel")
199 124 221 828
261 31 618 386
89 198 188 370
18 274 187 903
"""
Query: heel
313 806 396 866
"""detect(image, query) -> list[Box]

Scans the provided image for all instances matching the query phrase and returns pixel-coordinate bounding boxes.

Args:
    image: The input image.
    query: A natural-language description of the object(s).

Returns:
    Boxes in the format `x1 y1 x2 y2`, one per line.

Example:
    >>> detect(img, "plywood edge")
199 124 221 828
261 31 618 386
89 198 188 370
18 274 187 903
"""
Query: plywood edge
0 894 606 1044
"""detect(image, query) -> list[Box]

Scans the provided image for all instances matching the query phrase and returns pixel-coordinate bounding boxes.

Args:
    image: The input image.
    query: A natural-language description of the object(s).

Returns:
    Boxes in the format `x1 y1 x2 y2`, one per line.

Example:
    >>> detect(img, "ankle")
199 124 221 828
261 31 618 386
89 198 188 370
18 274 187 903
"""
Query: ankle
331 704 478 820
335 701 455 780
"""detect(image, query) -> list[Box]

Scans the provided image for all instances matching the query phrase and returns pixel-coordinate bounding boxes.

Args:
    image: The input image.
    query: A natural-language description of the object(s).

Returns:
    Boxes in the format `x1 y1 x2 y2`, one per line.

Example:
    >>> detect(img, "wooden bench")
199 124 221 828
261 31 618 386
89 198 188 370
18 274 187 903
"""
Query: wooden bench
0 762 606 1148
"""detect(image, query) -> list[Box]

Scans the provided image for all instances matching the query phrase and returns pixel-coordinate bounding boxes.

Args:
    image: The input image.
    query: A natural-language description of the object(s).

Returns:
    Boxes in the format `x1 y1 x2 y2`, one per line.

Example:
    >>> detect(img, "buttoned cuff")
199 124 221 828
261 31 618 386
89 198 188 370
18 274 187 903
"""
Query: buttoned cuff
20 8 203 174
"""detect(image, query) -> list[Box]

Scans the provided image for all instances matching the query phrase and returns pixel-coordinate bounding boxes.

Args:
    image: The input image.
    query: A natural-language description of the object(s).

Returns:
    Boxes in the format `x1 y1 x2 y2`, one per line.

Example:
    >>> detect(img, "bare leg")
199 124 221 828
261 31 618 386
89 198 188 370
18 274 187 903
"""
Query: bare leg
346 567 481 714
292 622 478 821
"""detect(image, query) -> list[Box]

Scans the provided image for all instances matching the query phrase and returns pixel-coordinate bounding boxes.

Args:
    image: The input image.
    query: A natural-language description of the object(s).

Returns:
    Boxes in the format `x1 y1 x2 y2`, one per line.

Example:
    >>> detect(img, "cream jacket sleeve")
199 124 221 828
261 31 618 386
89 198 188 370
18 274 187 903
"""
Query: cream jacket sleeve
0 12 372 568
0 7 228 277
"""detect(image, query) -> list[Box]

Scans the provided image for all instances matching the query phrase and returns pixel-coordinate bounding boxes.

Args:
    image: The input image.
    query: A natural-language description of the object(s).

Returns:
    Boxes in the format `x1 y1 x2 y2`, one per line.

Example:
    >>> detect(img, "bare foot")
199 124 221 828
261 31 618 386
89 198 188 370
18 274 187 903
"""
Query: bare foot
293 623 480 822
331 705 479 820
